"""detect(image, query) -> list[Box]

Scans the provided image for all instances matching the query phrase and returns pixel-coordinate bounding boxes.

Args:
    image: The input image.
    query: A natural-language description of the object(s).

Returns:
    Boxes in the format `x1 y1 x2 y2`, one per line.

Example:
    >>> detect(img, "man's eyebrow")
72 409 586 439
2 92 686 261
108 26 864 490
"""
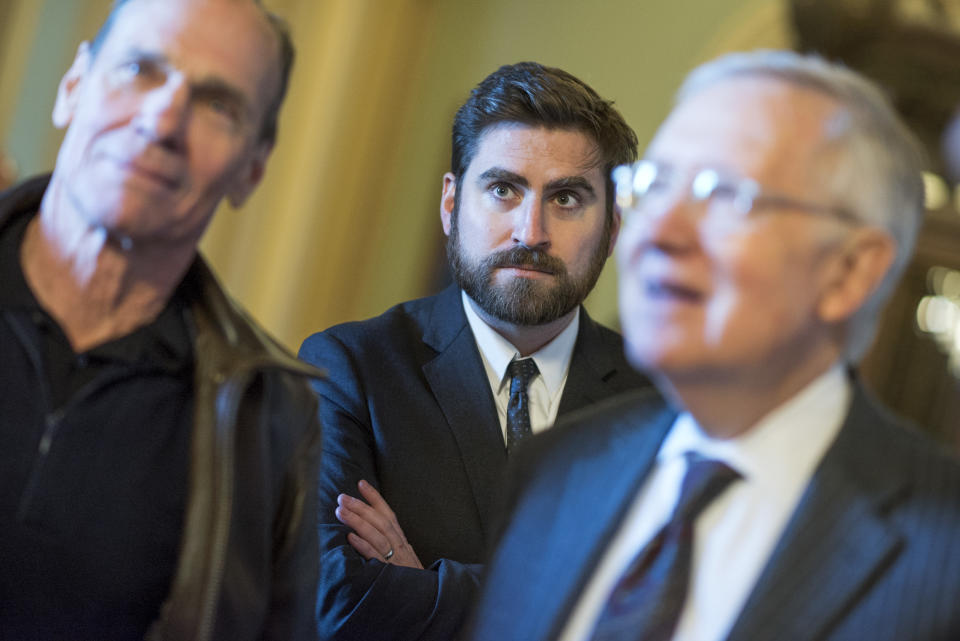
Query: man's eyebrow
116 48 253 116
191 77 252 113
546 176 596 197
119 47 168 66
476 168 529 189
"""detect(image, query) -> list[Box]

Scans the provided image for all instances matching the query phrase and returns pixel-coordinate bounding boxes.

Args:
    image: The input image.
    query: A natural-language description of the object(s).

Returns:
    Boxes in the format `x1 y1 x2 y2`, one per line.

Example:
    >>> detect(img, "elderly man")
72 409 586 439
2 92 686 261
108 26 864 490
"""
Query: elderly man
0 1 321 639
468 51 960 641
299 62 650 640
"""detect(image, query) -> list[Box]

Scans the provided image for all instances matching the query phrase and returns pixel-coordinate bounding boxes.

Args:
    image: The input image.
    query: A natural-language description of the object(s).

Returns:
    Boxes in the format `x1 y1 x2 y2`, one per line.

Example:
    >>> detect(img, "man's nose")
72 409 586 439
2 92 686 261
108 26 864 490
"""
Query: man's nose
134 75 190 149
512 197 550 249
624 195 700 254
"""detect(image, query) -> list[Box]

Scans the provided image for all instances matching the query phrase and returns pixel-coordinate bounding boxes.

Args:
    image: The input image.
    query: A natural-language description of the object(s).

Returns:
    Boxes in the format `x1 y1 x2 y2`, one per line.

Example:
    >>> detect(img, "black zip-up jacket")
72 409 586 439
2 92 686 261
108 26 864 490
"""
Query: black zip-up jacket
0 176 323 641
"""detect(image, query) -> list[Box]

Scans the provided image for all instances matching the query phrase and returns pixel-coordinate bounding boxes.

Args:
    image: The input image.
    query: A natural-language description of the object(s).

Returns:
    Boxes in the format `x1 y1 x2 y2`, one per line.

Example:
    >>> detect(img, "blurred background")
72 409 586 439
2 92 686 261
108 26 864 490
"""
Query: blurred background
1 0 958 449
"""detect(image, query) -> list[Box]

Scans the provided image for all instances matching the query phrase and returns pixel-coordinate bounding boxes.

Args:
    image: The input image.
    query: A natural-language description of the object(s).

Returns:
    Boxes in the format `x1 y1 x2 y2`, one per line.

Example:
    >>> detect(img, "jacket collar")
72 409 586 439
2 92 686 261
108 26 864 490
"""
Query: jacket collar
537 393 675 640
725 382 909 640
419 284 628 540
181 258 323 379
0 175 322 380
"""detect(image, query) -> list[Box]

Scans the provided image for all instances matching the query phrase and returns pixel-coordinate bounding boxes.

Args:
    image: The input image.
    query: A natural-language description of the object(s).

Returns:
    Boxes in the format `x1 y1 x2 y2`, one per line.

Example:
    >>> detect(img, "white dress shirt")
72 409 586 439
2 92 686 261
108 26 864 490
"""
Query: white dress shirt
461 290 579 443
560 365 851 641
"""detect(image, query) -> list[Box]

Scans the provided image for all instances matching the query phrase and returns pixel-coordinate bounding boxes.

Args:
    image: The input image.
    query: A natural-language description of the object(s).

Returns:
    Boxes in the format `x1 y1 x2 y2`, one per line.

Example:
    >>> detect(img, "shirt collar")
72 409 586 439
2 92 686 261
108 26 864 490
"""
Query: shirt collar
658 365 851 485
461 289 579 397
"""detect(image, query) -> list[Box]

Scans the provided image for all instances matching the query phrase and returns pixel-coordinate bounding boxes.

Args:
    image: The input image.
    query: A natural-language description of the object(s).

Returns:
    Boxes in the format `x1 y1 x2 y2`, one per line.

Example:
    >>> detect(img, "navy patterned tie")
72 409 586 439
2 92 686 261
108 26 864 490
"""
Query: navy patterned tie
589 452 741 641
505 358 539 454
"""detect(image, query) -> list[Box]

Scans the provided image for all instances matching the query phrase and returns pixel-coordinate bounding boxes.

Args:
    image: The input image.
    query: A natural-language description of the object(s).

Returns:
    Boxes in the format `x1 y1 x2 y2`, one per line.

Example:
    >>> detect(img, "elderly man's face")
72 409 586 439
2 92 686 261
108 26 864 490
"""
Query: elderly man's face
50 0 280 247
617 77 857 385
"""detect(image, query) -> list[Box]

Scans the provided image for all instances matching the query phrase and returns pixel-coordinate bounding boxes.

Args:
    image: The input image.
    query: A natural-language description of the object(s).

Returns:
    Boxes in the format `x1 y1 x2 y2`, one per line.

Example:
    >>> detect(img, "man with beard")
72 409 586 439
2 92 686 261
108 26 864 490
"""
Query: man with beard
298 62 649 641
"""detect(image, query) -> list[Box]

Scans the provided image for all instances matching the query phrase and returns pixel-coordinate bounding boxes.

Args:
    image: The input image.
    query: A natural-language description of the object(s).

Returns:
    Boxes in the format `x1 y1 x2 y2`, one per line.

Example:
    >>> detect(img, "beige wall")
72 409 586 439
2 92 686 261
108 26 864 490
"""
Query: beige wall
0 0 781 349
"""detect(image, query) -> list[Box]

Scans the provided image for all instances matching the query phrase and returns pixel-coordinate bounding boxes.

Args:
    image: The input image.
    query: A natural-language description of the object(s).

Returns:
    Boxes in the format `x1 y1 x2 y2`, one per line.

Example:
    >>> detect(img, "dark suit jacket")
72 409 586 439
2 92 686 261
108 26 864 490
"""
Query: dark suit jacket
298 285 650 641
468 384 960 641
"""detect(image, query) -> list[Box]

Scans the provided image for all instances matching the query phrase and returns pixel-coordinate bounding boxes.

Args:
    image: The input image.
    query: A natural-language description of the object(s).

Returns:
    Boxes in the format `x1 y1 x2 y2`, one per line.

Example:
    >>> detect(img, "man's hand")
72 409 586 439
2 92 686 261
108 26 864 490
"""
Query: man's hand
336 480 424 569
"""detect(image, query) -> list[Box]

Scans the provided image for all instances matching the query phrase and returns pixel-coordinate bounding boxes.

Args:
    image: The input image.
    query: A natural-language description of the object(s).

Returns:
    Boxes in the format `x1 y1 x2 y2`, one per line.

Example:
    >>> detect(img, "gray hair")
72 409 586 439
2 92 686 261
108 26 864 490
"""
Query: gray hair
677 50 926 362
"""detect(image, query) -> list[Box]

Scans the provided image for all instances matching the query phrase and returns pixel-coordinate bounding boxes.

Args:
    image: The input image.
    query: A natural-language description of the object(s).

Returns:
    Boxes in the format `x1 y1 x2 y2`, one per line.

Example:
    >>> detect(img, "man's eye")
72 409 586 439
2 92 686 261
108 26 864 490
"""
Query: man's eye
645 176 670 194
707 183 739 201
691 169 739 202
206 97 238 119
123 61 153 77
554 191 581 208
491 183 514 199
114 60 162 85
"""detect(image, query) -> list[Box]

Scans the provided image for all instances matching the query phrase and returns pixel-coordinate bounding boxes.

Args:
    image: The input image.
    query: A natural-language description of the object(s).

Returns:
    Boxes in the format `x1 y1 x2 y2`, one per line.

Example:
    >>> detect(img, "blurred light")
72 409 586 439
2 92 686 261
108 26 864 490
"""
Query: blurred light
923 172 949 210
917 296 955 334
917 269 960 378
943 271 960 299
928 266 948 293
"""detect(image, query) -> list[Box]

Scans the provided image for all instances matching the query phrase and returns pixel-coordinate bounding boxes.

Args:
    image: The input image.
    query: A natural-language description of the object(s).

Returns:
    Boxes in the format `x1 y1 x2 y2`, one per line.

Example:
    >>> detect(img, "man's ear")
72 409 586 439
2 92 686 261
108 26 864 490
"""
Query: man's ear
606 206 622 257
817 227 897 323
440 172 457 237
227 141 272 208
53 42 92 129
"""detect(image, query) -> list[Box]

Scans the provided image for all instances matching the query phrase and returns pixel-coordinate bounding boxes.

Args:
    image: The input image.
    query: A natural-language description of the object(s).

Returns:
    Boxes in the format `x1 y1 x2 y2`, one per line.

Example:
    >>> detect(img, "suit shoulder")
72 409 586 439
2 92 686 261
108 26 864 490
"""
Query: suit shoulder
299 292 442 357
591 320 627 347
865 394 960 473
520 388 666 469
577 313 652 391
890 421 960 496
852 393 960 514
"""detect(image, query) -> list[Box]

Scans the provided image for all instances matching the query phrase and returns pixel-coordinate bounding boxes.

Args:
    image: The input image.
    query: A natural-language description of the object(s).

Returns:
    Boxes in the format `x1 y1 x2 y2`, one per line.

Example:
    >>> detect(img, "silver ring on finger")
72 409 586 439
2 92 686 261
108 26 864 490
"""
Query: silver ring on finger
384 547 395 561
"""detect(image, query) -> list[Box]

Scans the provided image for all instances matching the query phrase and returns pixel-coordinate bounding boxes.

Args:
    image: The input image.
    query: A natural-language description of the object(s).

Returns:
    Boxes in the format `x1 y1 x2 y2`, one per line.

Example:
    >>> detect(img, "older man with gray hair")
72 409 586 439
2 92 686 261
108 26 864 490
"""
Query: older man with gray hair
0 1 320 639
468 50 960 641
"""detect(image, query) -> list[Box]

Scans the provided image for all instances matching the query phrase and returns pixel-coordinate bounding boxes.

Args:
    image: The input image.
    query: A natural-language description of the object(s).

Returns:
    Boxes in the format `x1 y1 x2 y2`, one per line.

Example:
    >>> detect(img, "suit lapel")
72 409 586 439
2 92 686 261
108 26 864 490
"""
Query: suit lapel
557 310 624 415
727 386 909 641
534 398 675 640
421 287 507 541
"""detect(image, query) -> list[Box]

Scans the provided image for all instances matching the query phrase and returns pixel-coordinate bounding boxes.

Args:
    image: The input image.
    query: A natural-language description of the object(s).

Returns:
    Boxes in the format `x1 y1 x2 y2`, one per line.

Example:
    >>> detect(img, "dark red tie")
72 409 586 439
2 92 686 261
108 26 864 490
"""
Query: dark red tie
505 358 539 454
589 452 741 641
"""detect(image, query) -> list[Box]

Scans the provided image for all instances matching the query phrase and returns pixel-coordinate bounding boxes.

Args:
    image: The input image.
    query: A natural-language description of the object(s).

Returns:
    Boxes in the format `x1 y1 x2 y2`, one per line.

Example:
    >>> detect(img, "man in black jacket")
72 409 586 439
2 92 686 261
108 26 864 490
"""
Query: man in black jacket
300 62 649 640
0 1 321 639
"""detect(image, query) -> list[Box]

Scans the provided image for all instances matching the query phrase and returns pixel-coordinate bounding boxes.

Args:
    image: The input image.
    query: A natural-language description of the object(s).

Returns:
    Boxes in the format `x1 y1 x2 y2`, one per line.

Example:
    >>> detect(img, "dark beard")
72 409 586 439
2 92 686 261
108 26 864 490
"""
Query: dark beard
446 209 611 326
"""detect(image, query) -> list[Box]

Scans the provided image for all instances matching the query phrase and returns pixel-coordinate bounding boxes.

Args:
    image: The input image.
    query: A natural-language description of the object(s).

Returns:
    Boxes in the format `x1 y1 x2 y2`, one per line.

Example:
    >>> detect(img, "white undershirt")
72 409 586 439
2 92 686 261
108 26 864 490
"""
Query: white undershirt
559 365 851 641
461 290 579 443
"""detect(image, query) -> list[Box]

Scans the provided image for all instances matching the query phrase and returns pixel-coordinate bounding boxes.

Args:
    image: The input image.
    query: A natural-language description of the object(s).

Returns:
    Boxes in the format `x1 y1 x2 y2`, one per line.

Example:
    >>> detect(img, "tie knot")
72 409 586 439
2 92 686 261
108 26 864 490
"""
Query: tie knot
671 452 741 524
507 358 539 392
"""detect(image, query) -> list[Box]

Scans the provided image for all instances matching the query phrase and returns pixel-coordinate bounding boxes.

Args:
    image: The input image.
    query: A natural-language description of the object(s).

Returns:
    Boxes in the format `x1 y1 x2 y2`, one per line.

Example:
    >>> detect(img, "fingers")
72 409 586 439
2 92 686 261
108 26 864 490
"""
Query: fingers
336 495 392 559
335 481 423 569
356 480 395 519
354 480 408 543
346 532 392 562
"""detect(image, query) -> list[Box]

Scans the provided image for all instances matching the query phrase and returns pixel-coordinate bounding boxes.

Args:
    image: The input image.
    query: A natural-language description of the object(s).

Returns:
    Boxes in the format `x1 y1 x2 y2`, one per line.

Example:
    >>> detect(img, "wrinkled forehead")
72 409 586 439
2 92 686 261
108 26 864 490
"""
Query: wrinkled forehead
97 0 281 109
648 76 845 191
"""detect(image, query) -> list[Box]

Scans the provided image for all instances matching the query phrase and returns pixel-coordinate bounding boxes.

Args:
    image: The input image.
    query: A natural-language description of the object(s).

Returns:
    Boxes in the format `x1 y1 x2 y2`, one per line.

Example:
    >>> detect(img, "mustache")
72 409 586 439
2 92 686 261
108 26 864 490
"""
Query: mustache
482 247 567 275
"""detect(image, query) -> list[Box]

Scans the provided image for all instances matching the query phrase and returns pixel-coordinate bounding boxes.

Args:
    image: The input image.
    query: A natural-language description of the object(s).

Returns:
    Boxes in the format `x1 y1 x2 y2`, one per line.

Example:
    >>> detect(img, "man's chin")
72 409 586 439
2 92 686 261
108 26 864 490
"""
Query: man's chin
481 294 577 327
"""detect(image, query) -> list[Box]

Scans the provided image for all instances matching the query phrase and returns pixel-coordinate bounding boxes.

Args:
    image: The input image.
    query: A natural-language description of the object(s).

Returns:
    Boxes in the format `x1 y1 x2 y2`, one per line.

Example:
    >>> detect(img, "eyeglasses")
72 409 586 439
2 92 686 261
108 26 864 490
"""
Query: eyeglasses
612 160 860 227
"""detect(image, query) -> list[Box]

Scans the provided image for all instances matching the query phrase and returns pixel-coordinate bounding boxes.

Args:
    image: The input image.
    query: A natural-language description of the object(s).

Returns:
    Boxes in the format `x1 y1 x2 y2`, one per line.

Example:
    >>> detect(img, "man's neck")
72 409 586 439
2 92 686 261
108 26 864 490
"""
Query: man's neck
657 346 842 440
20 193 194 353
466 295 578 357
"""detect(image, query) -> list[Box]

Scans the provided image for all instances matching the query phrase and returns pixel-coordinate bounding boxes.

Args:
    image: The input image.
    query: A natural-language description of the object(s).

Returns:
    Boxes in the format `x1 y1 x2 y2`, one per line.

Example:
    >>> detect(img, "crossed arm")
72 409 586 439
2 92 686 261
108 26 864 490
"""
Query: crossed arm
299 329 484 641
336 480 424 570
